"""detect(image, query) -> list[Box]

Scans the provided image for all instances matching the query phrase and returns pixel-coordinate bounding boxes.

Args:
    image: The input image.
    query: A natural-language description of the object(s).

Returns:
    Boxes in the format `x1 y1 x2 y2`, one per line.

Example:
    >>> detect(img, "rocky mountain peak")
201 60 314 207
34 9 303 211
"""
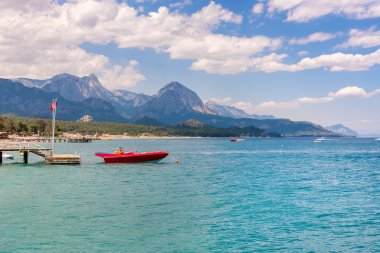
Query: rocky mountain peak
137 81 217 119
157 81 195 97
156 81 204 108
41 73 115 102
51 73 77 80
88 73 98 80
81 73 102 88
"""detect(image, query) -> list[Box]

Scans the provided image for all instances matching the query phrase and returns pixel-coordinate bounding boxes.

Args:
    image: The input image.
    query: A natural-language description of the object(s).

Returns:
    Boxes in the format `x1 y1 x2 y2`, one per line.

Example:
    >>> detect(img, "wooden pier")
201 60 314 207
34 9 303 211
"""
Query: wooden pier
0 143 80 165
45 154 81 164
0 147 52 164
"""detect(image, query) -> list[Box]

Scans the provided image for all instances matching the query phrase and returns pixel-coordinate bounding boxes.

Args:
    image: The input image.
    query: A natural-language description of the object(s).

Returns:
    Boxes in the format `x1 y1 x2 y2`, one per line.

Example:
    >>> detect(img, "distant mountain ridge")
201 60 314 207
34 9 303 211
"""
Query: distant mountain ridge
325 124 358 137
113 89 151 107
205 101 275 119
2 73 337 136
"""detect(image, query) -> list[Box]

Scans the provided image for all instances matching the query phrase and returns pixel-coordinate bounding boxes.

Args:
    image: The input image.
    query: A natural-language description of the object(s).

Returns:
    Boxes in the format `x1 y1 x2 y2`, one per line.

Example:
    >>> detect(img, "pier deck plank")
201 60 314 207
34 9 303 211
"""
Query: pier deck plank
45 154 81 165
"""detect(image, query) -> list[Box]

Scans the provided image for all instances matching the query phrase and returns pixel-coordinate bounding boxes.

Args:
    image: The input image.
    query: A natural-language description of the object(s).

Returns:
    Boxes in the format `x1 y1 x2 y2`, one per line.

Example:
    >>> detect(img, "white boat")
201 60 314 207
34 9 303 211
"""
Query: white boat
375 138 380 141
314 137 333 143
2 153 14 159
314 137 325 143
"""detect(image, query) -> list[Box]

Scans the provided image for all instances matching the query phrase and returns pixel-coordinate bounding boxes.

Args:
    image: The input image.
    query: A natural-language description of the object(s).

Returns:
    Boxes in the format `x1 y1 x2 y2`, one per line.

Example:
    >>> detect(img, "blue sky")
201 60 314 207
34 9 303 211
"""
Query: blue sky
0 0 379 134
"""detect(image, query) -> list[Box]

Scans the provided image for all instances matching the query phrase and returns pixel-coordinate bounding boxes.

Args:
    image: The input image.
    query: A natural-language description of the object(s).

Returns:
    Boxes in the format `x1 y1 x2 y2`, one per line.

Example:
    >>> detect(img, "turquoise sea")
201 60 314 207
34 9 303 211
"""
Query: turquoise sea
0 138 379 252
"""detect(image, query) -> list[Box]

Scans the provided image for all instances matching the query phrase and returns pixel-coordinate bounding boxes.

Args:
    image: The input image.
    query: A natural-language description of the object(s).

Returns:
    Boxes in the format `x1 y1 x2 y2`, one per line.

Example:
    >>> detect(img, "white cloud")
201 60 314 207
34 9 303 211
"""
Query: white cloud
0 0 287 81
99 60 146 90
192 47 380 74
169 0 193 10
289 32 337 45
268 0 380 22
297 51 308 57
296 49 380 72
189 36 282 74
252 3 264 14
207 97 232 105
0 0 379 84
233 101 256 113
339 26 380 48
0 0 53 12
0 0 145 89
255 86 380 111
330 86 380 98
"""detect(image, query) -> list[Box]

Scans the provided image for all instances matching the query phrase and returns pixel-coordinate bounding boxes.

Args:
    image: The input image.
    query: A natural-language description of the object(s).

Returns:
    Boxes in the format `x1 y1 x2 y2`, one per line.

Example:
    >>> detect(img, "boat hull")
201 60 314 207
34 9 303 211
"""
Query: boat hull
230 138 244 142
2 153 14 159
95 151 169 163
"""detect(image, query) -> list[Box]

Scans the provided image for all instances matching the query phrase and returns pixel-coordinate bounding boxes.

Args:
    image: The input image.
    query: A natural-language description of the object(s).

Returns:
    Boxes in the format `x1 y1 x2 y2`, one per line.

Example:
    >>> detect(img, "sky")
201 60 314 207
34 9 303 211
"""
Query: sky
0 0 379 134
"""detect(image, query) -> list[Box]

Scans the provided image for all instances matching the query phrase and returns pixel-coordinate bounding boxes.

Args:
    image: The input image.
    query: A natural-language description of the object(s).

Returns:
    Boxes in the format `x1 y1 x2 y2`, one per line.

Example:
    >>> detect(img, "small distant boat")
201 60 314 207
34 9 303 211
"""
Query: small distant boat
230 138 244 142
314 137 324 143
2 153 14 159
314 137 333 143
375 138 380 141
95 151 169 163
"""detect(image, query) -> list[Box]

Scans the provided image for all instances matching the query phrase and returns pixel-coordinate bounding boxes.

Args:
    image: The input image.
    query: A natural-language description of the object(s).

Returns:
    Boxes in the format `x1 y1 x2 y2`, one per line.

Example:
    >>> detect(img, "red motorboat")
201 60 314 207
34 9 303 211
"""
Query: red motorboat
95 151 169 163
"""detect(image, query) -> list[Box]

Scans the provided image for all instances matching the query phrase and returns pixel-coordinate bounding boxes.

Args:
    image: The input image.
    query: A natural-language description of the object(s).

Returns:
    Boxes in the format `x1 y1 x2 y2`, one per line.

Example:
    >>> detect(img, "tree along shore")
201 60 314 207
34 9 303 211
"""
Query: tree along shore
0 114 280 138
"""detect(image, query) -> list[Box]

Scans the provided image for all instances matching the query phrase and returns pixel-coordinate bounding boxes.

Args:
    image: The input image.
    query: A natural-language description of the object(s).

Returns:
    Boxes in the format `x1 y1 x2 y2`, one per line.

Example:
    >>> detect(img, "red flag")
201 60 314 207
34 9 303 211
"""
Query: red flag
50 99 57 111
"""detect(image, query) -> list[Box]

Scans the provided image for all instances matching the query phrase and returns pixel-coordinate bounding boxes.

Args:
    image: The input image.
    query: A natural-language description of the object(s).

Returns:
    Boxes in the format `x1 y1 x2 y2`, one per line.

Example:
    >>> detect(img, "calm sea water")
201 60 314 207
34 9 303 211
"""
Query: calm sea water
0 138 379 252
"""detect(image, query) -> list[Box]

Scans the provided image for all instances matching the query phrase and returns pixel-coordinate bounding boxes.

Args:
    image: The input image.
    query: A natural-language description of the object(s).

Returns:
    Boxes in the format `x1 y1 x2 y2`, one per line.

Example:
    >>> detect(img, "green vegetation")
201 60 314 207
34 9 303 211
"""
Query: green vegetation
0 114 280 137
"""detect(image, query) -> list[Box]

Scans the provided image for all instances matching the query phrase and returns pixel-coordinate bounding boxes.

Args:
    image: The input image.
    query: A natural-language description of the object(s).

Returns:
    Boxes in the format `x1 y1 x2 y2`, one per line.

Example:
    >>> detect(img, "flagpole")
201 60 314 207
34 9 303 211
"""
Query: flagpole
51 98 56 153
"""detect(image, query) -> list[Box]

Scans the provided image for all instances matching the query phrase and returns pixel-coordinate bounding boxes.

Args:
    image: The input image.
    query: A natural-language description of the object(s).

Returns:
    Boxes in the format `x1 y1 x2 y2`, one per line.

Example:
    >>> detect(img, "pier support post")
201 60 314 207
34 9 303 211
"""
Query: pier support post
23 151 28 164
0 151 2 164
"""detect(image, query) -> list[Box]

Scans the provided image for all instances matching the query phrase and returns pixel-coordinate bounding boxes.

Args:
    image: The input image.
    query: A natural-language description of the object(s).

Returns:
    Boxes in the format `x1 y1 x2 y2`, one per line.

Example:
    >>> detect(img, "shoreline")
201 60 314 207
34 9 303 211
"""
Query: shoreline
95 134 200 140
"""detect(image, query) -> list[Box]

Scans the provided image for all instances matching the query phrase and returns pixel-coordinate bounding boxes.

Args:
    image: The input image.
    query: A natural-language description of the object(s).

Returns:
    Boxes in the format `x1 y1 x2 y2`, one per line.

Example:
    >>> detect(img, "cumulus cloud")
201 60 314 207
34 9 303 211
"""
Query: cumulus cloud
252 3 264 15
296 49 380 72
192 47 380 74
329 86 380 98
339 26 380 48
0 0 53 12
268 0 380 22
289 32 337 45
0 0 287 83
99 60 146 90
0 0 379 85
255 86 380 111
250 49 380 73
0 0 146 89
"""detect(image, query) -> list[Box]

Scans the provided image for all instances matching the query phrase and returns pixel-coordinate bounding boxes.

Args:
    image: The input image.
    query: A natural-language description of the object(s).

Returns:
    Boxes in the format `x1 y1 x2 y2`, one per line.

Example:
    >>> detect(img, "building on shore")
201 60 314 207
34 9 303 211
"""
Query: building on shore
0 132 9 139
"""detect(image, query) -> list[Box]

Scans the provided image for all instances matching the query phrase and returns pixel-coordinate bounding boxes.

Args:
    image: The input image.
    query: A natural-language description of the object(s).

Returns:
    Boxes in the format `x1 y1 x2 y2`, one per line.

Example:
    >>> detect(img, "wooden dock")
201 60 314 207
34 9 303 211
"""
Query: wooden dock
0 147 52 164
0 143 80 165
45 154 81 164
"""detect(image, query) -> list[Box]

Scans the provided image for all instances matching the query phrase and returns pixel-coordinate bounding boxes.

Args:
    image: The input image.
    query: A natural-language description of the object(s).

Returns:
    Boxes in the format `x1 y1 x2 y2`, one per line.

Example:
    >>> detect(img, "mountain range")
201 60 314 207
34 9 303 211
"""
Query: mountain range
2 73 341 136
325 124 358 137
0 79 125 122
